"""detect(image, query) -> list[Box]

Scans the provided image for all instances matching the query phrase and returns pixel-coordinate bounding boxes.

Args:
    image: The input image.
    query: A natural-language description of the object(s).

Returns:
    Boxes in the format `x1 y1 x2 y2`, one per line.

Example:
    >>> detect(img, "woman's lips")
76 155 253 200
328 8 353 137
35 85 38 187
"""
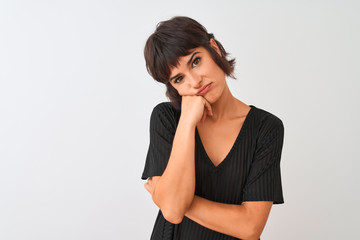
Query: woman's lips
197 83 212 95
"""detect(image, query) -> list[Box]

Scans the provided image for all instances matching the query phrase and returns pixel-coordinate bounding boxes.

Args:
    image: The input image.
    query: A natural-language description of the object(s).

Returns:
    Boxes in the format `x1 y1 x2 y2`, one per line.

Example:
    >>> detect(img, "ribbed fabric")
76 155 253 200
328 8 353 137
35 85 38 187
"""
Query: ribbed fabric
141 102 285 240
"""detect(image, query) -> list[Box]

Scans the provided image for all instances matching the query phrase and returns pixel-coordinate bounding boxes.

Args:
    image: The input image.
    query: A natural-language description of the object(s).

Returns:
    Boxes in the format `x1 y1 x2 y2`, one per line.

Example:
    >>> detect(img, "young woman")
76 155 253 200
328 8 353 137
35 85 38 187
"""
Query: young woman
141 16 285 240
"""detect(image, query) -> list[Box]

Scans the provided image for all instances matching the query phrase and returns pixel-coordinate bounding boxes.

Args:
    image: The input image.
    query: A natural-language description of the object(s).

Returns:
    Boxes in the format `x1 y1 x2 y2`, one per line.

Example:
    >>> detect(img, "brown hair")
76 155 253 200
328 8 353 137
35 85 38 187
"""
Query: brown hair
144 16 236 111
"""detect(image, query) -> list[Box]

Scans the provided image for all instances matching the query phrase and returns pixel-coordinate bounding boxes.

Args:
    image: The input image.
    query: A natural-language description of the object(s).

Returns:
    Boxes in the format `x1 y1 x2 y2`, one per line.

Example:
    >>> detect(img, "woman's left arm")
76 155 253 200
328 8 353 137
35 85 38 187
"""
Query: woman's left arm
145 177 272 240
185 195 272 240
175 117 282 239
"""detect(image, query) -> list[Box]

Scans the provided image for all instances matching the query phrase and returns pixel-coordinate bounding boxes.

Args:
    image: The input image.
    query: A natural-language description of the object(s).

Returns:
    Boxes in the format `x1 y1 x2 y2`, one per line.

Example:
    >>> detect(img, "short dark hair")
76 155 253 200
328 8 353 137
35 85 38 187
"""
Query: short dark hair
144 16 236 111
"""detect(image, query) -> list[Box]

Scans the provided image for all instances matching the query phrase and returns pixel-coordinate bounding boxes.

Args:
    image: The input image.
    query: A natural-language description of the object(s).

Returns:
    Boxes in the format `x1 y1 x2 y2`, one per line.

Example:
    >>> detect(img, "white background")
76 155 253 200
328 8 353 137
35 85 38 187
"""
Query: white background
1 0 359 239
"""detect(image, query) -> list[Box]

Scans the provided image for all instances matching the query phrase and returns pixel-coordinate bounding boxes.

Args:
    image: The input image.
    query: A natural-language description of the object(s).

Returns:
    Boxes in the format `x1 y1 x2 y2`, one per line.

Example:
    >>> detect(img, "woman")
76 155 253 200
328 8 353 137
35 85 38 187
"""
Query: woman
141 16 285 240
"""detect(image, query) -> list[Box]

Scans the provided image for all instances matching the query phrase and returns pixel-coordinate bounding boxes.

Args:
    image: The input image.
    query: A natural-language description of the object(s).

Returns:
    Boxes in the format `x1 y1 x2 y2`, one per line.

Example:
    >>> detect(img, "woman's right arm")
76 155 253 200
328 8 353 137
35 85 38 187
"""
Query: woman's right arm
146 95 213 224
151 114 196 224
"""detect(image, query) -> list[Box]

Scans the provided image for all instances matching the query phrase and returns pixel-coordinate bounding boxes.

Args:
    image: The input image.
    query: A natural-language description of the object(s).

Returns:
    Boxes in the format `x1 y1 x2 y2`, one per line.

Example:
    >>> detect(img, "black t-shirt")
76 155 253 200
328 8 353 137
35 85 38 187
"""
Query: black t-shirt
141 102 285 240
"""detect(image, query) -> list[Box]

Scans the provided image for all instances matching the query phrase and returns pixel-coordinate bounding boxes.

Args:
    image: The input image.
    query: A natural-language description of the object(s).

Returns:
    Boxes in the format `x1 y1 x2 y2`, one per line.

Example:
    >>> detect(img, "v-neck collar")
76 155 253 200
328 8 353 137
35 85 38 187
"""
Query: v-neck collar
195 105 255 170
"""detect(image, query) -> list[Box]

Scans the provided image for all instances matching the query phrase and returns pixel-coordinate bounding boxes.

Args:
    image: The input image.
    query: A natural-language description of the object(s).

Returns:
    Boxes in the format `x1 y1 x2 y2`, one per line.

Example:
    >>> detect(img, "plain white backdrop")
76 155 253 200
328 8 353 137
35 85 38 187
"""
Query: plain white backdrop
1 0 359 239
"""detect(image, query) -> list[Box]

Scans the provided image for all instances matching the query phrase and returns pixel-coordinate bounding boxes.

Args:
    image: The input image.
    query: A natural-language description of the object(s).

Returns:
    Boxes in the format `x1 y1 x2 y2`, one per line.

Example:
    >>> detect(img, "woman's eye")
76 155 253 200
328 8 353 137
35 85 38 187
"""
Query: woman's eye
174 76 183 84
192 57 201 67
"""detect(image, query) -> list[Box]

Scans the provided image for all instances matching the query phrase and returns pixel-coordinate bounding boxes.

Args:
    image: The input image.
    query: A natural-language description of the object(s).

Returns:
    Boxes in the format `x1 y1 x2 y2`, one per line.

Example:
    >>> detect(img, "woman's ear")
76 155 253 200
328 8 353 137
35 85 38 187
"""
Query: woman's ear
210 38 222 56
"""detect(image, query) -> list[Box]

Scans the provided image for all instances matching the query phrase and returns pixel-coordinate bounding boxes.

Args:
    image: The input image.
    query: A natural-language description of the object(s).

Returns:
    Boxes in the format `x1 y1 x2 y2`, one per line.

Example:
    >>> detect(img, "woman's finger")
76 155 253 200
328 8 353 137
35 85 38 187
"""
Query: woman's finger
144 178 153 193
203 98 213 116
144 182 150 193
201 109 206 123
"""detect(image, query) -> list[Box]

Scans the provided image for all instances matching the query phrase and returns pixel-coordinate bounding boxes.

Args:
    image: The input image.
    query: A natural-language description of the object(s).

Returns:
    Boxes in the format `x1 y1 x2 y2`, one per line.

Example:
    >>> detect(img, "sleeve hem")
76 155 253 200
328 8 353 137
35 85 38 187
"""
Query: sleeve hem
242 198 284 204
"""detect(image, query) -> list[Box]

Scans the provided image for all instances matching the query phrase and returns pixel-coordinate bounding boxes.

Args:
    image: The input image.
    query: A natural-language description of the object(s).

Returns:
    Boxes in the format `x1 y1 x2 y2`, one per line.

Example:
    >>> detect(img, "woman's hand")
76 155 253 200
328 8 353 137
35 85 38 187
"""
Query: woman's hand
181 95 213 125
144 176 160 197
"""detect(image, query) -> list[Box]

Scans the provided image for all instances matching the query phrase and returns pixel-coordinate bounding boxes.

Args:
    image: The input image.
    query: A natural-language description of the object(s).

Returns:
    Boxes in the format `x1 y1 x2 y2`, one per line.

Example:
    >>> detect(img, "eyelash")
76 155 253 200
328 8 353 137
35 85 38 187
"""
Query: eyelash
173 57 201 84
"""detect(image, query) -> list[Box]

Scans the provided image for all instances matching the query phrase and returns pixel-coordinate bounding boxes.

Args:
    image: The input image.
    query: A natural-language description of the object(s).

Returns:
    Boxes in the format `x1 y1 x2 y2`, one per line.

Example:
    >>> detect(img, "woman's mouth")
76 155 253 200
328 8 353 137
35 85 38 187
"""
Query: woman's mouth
197 83 212 95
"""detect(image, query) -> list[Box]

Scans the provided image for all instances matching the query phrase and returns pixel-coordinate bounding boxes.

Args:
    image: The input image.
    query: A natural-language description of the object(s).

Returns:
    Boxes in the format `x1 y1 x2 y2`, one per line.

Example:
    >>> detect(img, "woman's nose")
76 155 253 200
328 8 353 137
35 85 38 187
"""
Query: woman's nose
188 72 202 88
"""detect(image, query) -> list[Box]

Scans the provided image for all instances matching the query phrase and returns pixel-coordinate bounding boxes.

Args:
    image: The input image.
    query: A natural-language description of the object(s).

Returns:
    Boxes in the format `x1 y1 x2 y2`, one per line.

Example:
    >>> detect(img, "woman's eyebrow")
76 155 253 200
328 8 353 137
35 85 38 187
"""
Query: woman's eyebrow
170 73 180 82
187 51 200 66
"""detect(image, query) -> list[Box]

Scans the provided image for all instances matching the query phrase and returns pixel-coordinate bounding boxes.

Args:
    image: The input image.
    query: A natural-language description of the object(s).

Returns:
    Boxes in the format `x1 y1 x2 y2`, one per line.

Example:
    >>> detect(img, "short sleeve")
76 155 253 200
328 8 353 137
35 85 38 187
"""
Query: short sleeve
242 116 285 204
141 103 177 180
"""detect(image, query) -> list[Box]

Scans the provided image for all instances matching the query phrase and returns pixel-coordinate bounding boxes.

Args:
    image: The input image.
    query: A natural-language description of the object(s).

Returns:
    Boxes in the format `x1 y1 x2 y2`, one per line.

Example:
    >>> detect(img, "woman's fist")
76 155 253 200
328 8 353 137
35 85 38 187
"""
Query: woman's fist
180 95 213 125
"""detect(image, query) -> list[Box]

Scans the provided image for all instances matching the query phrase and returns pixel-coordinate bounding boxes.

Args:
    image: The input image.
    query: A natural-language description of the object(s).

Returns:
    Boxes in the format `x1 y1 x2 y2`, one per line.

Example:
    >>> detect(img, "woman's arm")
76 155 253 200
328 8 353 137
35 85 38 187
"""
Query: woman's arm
145 115 196 224
185 195 272 240
146 178 272 239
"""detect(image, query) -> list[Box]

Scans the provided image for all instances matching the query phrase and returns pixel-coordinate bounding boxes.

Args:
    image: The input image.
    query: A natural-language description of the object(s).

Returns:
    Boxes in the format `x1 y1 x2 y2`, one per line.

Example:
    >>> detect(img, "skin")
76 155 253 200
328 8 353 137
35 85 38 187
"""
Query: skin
169 38 247 126
144 38 273 240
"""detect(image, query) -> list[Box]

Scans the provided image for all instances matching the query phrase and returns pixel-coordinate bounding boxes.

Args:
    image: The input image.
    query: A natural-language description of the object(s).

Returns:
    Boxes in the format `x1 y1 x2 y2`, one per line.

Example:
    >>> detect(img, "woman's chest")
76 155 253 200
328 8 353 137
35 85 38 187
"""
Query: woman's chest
193 130 256 203
195 117 247 168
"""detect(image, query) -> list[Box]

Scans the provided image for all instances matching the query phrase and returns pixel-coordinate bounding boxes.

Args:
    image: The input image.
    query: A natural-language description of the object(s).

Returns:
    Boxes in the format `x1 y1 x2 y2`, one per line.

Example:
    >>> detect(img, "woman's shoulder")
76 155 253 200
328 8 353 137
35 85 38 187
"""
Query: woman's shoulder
252 105 283 123
152 101 180 116
153 101 177 111
150 101 181 127
250 105 284 136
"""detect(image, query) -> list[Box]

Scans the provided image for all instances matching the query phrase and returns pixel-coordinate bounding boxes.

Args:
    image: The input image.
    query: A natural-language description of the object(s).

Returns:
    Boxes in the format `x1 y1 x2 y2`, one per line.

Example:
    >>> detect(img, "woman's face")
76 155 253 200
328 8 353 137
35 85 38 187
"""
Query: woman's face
168 41 226 103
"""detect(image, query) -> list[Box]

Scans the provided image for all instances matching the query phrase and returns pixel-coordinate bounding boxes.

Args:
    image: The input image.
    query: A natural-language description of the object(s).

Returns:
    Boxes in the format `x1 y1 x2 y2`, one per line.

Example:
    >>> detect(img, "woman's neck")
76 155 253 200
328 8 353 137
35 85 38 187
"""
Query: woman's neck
207 84 247 124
